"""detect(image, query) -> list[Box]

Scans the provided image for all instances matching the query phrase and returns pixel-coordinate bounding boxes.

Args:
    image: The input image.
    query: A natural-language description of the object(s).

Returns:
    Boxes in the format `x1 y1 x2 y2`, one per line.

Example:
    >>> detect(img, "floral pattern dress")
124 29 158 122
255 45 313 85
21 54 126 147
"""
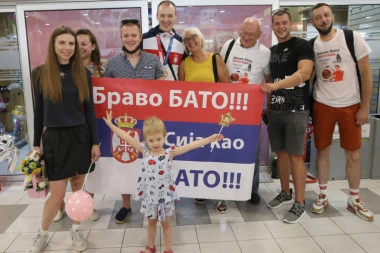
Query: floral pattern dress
136 145 179 222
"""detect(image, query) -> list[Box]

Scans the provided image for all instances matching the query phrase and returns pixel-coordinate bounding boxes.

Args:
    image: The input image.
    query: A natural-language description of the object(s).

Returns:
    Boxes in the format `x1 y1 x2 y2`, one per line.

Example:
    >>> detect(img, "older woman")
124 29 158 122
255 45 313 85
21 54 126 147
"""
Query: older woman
179 27 229 83
178 27 230 213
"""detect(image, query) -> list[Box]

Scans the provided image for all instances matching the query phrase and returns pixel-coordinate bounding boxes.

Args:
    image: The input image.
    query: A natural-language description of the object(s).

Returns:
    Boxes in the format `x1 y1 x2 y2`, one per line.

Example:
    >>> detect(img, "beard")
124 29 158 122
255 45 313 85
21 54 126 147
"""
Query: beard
315 23 333 36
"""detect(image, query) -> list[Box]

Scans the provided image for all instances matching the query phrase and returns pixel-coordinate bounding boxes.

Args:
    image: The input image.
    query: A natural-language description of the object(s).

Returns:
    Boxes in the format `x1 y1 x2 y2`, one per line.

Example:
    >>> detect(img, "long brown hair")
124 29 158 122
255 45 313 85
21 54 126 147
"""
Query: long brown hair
75 29 102 77
38 26 89 103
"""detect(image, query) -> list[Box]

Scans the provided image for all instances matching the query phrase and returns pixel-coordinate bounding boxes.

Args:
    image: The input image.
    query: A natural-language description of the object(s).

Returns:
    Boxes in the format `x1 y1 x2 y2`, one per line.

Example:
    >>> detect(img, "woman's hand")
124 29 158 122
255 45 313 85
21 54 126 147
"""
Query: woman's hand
91 144 101 162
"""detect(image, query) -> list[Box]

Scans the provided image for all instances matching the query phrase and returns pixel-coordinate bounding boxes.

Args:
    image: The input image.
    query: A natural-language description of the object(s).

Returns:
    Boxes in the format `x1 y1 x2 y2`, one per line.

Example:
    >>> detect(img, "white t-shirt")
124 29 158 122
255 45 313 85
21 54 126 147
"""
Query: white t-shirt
220 38 271 85
313 29 372 107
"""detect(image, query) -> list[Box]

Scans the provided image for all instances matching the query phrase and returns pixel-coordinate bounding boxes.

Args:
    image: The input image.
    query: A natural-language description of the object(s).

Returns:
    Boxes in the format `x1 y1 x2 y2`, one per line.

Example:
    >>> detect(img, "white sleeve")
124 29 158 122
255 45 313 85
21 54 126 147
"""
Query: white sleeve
353 31 372 61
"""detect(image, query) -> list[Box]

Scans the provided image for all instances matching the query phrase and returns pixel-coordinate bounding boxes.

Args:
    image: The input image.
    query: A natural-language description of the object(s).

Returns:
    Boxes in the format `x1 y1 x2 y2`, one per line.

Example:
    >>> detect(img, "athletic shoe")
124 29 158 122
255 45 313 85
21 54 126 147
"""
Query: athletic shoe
311 194 328 214
89 209 100 221
267 189 293 209
195 198 206 204
27 230 48 253
71 230 87 252
53 206 64 222
249 192 261 205
347 196 374 221
283 201 306 224
115 207 131 224
216 200 227 213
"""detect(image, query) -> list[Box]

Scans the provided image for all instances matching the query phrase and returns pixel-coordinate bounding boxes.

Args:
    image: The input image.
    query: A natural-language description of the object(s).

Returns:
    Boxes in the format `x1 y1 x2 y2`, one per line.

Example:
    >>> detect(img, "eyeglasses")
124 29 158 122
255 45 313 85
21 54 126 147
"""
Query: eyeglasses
183 34 198 43
120 19 140 27
271 8 290 17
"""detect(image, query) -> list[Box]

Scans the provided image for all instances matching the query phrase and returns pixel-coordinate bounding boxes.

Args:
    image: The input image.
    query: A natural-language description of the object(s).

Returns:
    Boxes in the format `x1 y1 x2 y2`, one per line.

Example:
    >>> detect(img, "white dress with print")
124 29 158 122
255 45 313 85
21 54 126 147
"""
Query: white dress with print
135 145 179 221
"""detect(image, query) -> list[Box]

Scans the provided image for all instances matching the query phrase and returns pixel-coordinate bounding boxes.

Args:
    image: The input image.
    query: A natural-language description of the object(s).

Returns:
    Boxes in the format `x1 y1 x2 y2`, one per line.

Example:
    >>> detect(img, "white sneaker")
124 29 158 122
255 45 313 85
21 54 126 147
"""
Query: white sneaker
347 196 374 221
71 230 87 252
311 194 328 214
27 231 48 253
53 204 65 222
89 209 100 221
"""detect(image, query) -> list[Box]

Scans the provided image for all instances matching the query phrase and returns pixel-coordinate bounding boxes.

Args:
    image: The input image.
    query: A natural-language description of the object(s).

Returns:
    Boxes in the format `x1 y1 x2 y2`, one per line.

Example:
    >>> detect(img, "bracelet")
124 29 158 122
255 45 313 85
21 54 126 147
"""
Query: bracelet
295 72 303 85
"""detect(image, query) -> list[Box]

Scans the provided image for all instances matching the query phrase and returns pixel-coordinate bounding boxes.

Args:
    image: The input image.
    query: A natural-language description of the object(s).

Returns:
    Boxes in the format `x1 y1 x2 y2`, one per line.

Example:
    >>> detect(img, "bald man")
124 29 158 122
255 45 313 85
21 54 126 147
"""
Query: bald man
220 17 272 210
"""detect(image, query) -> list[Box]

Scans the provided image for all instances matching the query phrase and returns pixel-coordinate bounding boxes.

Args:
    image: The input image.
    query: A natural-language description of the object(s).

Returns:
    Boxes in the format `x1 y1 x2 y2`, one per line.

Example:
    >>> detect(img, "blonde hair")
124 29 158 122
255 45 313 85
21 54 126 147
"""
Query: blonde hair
143 116 167 139
181 27 205 54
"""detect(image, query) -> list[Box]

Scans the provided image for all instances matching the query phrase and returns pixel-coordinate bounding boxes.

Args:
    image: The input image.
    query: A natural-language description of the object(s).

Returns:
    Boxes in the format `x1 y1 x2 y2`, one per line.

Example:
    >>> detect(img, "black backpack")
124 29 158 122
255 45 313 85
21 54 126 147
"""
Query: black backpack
309 30 361 119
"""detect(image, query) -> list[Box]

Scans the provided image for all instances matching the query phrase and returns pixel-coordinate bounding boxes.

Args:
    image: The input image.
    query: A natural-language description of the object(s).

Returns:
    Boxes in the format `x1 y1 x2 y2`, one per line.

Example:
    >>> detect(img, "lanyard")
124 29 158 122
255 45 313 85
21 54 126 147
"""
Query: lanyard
156 34 174 66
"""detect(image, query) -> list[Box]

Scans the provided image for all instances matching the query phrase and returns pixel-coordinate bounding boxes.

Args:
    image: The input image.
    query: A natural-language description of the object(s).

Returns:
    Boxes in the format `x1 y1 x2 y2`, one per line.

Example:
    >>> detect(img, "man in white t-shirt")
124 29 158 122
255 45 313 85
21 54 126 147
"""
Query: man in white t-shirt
220 17 271 210
310 3 373 221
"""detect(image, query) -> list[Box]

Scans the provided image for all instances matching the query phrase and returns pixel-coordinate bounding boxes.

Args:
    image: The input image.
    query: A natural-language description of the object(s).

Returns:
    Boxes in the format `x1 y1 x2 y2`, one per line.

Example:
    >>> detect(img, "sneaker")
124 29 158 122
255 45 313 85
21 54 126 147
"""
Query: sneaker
89 209 100 221
53 206 64 222
115 207 131 224
195 198 206 204
347 196 374 221
27 231 48 253
216 200 227 213
267 189 293 209
283 201 306 224
311 194 328 214
71 230 87 252
249 192 261 205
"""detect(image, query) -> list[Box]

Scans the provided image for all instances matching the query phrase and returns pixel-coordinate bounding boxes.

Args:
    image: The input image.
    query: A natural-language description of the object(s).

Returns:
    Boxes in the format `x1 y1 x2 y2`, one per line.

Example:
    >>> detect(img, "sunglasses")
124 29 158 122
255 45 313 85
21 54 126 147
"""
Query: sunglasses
120 19 141 27
271 8 290 17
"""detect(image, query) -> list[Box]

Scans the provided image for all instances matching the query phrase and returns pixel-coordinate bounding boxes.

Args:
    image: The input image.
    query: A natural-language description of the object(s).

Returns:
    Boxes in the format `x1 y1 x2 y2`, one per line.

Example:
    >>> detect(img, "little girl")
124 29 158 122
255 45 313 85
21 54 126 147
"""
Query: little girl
103 110 223 253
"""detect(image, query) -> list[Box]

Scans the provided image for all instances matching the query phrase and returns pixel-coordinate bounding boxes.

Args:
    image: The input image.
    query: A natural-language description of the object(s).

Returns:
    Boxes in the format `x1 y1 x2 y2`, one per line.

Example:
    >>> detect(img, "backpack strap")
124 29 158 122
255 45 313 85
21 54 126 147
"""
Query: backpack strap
212 53 219 82
343 29 362 95
224 39 235 64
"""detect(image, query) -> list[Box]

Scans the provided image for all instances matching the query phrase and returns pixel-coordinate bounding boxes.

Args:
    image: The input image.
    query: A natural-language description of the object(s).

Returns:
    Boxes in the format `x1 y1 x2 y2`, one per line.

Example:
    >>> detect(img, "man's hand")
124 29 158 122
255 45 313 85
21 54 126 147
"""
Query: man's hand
356 105 369 125
261 83 279 93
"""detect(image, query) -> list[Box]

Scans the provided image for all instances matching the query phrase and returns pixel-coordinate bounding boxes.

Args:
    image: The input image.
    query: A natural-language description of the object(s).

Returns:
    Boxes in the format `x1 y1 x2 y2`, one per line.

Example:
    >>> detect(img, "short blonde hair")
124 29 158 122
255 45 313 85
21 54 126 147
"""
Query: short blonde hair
143 116 167 139
181 27 205 54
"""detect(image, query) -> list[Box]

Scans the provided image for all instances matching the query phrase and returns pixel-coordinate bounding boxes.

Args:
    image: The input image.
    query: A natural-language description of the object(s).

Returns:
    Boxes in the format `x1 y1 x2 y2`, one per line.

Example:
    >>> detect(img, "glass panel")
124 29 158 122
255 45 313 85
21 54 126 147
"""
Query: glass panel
175 5 272 52
25 8 142 70
283 5 380 114
0 12 29 176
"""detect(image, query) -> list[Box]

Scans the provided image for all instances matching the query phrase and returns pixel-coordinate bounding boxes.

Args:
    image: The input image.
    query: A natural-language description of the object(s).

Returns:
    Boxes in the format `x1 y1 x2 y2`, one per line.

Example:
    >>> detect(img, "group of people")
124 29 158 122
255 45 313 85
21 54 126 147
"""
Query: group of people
27 1 374 253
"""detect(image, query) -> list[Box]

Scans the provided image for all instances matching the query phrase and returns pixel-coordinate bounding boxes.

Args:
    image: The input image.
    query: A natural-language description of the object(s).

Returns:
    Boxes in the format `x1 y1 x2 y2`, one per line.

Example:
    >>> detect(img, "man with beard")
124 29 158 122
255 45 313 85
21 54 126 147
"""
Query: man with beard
141 1 185 81
261 9 314 223
104 19 164 224
310 3 373 221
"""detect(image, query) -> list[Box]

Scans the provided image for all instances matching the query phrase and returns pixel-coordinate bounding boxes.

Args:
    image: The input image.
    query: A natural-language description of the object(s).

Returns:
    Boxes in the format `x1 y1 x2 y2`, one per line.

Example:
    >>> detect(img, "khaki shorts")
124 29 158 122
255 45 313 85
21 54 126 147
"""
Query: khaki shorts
313 101 361 151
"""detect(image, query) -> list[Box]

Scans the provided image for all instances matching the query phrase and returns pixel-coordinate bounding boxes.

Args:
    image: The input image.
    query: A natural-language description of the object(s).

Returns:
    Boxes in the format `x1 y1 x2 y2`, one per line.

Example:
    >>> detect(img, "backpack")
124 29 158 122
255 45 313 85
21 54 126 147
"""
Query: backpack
309 29 361 94
309 29 361 119
223 39 236 64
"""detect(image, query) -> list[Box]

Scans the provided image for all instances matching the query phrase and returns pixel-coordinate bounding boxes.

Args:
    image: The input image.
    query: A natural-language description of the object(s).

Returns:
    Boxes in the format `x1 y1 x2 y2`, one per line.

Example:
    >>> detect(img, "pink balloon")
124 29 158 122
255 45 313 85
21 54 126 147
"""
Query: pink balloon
65 190 94 221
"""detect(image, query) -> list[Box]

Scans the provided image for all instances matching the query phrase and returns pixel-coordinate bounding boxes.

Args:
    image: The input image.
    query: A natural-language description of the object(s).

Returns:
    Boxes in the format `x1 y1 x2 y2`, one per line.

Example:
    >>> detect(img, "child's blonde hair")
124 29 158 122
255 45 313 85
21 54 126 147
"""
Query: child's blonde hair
143 116 167 139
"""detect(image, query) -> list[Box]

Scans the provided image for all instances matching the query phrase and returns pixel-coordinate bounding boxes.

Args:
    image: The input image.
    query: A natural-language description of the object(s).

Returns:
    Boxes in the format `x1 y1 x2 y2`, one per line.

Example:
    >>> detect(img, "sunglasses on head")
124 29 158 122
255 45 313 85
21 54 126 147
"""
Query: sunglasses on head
271 8 290 17
120 19 140 27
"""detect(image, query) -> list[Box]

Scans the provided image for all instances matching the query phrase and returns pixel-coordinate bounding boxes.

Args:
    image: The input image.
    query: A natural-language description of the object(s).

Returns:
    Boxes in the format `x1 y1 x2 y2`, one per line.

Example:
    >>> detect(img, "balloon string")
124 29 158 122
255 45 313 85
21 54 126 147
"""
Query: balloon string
210 126 224 153
82 142 101 191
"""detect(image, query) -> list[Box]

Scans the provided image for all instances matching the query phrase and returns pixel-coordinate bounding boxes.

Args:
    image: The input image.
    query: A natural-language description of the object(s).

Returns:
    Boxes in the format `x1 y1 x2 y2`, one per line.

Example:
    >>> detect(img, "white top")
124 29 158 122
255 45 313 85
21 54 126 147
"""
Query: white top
220 38 271 85
313 29 372 107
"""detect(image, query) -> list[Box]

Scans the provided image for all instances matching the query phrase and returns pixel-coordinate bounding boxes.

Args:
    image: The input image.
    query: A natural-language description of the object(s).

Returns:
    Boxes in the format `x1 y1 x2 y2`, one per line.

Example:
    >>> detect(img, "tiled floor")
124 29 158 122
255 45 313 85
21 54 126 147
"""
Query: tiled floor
1 176 380 253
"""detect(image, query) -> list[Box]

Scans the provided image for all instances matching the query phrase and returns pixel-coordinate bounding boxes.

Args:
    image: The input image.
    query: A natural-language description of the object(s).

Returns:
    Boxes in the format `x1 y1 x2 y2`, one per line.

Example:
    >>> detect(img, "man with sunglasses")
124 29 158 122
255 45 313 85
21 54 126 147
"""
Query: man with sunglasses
104 19 164 224
220 17 272 206
141 1 185 81
261 8 314 223
310 3 373 221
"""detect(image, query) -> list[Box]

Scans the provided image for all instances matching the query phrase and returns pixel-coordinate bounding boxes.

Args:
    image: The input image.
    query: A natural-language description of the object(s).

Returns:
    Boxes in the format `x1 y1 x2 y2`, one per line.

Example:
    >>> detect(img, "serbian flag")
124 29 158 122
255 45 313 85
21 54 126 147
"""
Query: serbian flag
85 78 263 200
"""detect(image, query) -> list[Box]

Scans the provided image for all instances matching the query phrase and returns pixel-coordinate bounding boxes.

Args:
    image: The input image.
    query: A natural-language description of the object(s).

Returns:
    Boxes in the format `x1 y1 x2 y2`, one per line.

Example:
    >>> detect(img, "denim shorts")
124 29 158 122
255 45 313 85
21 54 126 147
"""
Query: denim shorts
267 110 309 155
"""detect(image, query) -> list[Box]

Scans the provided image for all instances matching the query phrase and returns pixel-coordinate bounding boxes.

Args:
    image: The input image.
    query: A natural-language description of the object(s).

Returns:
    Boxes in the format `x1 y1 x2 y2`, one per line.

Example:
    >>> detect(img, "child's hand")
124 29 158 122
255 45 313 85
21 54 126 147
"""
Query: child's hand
210 134 224 142
103 110 114 126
